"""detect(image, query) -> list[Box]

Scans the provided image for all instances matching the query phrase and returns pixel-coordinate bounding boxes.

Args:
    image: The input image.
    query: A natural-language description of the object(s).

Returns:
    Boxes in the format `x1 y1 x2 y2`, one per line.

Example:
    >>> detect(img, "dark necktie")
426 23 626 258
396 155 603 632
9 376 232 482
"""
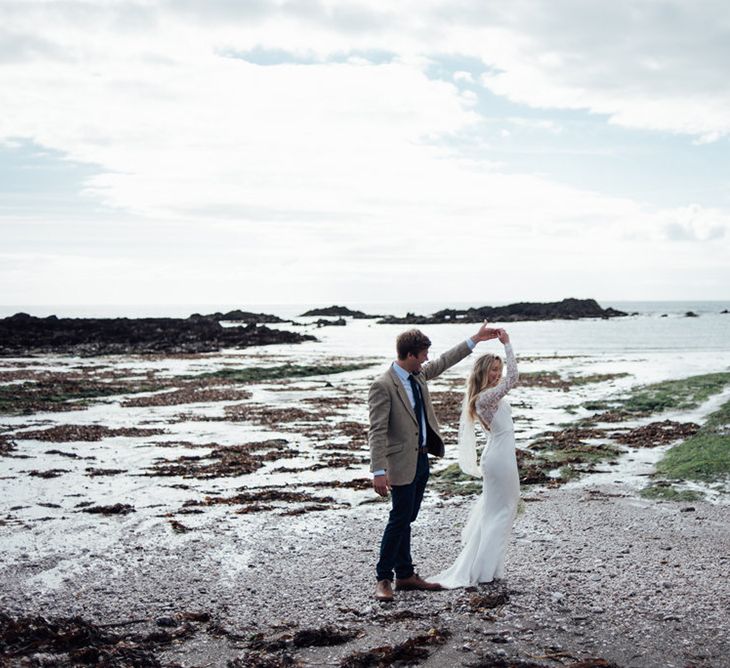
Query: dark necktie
408 374 425 447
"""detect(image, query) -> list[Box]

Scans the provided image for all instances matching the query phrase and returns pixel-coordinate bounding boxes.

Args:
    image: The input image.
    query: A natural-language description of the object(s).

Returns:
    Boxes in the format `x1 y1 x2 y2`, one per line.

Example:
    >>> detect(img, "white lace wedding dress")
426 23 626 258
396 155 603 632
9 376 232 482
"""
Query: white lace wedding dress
429 342 519 588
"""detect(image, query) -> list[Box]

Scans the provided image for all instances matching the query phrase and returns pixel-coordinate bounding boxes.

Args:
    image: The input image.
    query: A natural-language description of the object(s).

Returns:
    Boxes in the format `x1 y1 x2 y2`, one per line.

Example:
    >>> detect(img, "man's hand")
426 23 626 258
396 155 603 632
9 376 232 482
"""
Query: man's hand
373 473 391 497
471 320 500 343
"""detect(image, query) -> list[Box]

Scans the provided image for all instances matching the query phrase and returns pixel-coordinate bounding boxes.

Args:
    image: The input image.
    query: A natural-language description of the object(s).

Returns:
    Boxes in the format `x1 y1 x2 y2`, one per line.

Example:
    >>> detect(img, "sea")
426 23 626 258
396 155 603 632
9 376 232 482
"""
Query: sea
2 300 729 355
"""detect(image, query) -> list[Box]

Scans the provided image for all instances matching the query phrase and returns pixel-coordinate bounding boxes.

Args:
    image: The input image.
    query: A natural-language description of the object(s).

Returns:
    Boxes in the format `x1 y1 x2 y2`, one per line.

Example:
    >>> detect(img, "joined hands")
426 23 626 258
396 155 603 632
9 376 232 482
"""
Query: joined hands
471 320 499 343
472 321 510 345
497 328 510 344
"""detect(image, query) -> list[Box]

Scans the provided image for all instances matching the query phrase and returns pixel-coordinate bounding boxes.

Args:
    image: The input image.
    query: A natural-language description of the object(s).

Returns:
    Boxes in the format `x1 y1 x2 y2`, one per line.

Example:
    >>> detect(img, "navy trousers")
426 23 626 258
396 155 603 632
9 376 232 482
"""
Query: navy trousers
376 451 430 582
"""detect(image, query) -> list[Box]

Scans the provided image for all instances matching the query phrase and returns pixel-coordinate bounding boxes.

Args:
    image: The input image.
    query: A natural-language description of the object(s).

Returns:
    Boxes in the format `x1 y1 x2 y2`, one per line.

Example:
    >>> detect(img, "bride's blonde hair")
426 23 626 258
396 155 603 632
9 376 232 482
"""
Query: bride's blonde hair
467 353 503 420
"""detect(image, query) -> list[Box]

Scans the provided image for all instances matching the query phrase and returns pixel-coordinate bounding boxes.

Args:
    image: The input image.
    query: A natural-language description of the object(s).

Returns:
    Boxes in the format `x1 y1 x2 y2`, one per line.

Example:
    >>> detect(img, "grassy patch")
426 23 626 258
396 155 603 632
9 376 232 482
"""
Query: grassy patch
431 462 483 496
639 484 704 502
654 399 730 482
558 465 580 481
526 426 622 484
582 372 730 419
190 362 375 383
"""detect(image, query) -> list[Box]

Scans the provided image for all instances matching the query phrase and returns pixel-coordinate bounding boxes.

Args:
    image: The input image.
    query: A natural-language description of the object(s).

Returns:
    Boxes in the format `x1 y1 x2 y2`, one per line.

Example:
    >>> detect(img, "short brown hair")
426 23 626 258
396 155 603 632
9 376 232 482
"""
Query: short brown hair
396 329 431 360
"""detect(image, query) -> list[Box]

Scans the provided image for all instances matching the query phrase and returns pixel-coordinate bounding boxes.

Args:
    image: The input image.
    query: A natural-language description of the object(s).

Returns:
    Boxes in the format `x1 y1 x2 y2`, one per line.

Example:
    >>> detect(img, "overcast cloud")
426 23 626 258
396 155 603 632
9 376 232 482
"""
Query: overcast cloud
1 0 728 306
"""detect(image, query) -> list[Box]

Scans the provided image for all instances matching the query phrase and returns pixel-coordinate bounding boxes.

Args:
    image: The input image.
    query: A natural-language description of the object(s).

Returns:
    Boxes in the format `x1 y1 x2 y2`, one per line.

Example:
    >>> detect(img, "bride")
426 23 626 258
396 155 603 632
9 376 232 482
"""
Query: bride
429 328 520 588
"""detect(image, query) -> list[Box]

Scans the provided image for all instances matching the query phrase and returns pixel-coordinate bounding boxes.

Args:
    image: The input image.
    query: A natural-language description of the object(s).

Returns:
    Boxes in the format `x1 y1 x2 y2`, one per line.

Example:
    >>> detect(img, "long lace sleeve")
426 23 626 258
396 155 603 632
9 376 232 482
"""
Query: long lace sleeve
474 343 518 425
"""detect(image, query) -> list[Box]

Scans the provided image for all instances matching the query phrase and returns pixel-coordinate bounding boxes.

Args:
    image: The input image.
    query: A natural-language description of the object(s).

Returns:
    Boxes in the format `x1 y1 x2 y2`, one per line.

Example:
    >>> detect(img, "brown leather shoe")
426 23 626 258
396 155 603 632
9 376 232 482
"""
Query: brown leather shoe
375 579 394 601
394 573 443 591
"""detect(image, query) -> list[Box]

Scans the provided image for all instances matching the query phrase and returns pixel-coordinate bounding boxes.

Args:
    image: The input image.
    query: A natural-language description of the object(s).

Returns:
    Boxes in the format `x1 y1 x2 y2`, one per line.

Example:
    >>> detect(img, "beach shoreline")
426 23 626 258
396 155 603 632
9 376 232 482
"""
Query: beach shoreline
1 482 728 667
1 312 729 666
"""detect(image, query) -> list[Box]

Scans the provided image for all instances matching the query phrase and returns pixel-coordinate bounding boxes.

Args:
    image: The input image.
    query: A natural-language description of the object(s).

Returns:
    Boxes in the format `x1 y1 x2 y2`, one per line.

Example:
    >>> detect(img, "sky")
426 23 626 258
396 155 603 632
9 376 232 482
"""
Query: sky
1 0 729 307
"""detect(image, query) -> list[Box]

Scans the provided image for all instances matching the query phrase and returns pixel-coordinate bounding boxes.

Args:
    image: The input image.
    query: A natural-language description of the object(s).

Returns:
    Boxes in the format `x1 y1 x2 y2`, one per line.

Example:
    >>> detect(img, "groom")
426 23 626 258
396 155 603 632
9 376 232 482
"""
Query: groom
369 321 498 601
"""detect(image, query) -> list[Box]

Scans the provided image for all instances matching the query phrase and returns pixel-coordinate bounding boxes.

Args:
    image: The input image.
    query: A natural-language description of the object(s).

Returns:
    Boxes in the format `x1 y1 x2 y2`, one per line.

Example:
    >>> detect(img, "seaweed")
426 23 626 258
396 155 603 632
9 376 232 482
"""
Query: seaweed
639 483 704 502
613 420 699 447
191 362 375 383
339 628 450 668
655 398 730 481
580 372 730 419
81 504 136 515
15 424 165 442
145 440 295 479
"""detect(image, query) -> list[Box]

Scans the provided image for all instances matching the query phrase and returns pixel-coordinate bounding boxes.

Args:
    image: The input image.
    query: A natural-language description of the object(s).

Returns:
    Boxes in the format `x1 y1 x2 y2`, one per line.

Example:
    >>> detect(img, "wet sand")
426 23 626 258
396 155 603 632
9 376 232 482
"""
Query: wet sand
1 321 729 666
1 479 728 667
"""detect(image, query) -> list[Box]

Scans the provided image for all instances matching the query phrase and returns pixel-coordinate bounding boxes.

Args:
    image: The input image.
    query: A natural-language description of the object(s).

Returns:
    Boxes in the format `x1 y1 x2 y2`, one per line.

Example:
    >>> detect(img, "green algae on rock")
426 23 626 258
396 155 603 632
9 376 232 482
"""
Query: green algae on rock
639 483 704 502
190 361 375 383
655 398 730 482
581 372 730 420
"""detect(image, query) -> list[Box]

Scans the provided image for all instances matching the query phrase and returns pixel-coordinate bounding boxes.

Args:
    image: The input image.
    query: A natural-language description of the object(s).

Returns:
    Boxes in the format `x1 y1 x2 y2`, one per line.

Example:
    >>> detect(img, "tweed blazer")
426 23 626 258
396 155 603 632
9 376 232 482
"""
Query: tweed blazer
368 340 472 486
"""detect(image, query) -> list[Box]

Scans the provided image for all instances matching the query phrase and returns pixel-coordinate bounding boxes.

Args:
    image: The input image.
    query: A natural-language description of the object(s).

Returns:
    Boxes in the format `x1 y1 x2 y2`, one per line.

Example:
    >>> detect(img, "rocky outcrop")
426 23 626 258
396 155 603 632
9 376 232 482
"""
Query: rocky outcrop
314 318 346 327
0 313 315 356
299 305 380 318
377 298 627 324
193 309 286 323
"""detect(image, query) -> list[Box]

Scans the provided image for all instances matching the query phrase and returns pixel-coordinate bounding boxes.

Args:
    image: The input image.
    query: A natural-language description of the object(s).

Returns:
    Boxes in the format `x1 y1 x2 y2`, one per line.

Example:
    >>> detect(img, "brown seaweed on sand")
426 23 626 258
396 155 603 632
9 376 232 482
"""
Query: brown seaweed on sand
224 402 318 427
468 591 510 611
430 389 464 429
612 419 700 447
228 651 298 667
28 468 70 478
85 467 127 476
15 424 165 442
248 625 360 651
339 627 450 667
145 439 297 479
308 478 373 491
184 487 341 515
0 612 160 667
529 427 607 451
465 655 619 668
122 385 252 407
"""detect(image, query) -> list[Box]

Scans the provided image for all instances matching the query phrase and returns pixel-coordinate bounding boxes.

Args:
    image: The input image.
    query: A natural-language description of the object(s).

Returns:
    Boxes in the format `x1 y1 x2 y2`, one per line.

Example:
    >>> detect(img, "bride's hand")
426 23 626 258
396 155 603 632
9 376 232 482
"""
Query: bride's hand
497 328 510 344
472 320 500 343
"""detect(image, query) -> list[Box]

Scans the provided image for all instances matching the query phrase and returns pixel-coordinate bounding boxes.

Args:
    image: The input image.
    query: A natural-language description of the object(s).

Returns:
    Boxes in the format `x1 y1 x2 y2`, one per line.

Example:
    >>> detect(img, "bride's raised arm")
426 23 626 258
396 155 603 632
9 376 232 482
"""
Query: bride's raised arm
475 333 518 419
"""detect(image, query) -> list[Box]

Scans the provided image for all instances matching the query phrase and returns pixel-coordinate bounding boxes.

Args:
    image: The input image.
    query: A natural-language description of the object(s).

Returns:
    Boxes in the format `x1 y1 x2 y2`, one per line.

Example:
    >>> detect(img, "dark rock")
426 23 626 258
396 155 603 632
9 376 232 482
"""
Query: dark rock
377 298 628 324
0 314 315 356
28 469 70 478
300 305 381 318
685 311 699 317
314 317 347 327
194 309 286 323
81 504 136 515
0 434 17 456
155 617 178 627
